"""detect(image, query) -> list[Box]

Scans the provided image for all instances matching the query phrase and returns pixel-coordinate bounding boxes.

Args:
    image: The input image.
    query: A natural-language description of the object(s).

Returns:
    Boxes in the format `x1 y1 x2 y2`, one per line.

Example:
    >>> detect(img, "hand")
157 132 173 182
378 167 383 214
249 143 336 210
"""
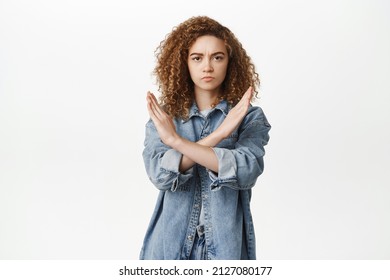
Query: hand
216 86 253 138
146 91 180 147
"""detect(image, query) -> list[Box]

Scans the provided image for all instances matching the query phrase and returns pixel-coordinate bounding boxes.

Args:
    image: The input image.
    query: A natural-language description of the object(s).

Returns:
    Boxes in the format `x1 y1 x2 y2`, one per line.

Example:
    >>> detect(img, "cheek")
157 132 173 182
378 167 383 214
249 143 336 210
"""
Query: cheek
219 66 228 79
187 63 196 76
188 69 196 80
186 66 193 79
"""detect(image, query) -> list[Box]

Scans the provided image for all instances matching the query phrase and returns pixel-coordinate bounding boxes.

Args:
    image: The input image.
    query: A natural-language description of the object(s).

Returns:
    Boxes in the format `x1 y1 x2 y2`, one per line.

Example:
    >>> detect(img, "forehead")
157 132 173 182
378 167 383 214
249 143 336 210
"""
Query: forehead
189 35 227 53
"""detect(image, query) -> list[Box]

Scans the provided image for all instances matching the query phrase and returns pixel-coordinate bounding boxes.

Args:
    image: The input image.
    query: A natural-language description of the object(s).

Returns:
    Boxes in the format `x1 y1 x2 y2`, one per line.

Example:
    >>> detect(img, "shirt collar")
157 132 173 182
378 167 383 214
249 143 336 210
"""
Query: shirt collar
183 100 230 123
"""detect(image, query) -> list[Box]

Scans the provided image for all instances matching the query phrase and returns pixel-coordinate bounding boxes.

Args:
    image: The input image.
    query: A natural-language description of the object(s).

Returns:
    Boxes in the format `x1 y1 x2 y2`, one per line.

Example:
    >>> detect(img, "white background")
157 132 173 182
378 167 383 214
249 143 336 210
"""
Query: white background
0 0 389 259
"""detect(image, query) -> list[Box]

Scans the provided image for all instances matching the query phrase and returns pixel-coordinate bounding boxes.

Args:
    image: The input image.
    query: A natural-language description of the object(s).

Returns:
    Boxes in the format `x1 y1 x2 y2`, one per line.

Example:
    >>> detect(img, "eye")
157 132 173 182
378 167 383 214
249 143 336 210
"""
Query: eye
214 55 224 61
191 56 201 62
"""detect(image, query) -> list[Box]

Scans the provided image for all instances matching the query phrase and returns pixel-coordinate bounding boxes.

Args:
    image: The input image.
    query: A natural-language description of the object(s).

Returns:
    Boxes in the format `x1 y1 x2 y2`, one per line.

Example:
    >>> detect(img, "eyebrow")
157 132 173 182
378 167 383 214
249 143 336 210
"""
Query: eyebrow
189 51 226 56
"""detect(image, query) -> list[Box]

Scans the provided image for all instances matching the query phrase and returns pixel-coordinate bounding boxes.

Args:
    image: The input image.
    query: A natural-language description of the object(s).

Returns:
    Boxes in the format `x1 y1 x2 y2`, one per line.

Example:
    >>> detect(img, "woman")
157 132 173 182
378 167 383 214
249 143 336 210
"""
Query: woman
140 16 271 260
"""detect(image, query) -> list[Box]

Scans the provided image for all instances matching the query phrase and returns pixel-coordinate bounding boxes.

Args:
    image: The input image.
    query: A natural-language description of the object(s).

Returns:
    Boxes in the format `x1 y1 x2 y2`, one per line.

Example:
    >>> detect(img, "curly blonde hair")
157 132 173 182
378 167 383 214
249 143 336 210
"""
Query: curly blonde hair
154 16 260 119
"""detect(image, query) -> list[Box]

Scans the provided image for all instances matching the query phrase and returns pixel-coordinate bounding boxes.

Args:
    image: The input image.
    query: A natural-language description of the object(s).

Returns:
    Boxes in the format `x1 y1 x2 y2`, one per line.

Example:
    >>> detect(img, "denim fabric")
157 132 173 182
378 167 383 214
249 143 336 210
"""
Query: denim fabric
140 100 271 260
189 225 207 260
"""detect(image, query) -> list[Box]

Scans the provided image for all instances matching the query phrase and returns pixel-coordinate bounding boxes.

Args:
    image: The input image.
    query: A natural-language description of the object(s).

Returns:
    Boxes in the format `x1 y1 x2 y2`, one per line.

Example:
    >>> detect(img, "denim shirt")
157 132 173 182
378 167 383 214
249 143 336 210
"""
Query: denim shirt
140 100 271 260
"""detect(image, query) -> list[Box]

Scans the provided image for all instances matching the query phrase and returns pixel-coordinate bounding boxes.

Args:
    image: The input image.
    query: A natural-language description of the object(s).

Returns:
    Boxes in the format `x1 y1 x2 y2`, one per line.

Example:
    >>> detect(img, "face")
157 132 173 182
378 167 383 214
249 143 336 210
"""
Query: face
187 35 229 96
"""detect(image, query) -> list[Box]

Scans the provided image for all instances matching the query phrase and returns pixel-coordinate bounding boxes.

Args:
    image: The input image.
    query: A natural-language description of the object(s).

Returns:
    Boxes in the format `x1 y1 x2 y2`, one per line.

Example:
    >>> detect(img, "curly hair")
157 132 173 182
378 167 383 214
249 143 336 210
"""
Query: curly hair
154 16 260 119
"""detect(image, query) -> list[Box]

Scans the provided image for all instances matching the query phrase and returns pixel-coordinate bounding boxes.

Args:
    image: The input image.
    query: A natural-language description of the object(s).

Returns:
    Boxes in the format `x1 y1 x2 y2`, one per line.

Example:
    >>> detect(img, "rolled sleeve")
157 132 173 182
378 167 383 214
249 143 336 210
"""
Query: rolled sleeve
208 147 238 190
143 120 194 192
160 149 182 173
160 149 194 192
208 107 271 191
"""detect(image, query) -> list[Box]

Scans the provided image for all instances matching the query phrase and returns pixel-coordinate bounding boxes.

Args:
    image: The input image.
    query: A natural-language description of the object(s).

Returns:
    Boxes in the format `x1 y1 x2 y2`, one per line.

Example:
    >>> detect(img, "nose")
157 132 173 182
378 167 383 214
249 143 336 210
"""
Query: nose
203 60 213 72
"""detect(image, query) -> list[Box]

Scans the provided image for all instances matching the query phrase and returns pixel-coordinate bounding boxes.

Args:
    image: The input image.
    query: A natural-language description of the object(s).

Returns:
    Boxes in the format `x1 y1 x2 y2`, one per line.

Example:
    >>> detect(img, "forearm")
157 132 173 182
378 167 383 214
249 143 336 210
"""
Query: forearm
173 133 222 173
178 129 226 172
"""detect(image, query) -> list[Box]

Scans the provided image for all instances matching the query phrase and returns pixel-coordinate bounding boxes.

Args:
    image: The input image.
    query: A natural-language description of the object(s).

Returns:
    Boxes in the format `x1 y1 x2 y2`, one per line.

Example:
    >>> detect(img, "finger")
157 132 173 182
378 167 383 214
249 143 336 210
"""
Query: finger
148 91 161 109
242 87 253 107
236 87 252 113
147 91 158 105
147 96 158 120
146 91 152 106
245 86 253 100
147 92 163 119
249 87 254 99
147 91 157 107
146 93 156 111
147 103 158 123
236 87 252 107
148 92 166 119
146 92 153 110
146 92 163 123
151 92 159 103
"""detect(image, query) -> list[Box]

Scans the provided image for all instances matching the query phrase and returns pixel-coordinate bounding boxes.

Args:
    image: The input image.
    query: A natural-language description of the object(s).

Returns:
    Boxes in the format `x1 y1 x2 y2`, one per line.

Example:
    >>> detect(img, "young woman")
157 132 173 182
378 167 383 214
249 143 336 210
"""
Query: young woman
140 16 271 260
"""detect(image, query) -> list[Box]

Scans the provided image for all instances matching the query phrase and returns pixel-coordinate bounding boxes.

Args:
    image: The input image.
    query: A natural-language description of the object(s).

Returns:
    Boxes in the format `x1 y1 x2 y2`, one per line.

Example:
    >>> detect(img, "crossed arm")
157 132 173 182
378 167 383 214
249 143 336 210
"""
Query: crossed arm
146 87 253 173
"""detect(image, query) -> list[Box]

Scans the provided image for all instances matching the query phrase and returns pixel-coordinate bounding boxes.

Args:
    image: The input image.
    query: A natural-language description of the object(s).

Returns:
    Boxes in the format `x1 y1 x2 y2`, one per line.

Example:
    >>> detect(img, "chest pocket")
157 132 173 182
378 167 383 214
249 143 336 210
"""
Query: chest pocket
215 132 238 149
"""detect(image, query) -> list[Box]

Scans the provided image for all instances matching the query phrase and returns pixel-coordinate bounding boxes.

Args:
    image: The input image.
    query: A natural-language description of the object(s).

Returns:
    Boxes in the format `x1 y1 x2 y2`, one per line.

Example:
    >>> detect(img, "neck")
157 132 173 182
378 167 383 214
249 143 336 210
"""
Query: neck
194 89 220 111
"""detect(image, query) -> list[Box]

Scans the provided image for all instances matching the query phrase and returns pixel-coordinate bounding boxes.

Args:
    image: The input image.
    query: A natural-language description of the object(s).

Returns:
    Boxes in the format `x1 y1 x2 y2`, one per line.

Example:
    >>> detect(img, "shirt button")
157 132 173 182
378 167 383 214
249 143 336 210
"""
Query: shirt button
194 204 199 208
187 235 193 241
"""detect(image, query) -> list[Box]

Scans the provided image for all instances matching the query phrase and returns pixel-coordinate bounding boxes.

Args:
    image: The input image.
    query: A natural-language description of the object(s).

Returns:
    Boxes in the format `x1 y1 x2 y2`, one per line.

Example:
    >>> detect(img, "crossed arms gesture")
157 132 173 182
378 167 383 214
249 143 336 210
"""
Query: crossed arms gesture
146 87 254 173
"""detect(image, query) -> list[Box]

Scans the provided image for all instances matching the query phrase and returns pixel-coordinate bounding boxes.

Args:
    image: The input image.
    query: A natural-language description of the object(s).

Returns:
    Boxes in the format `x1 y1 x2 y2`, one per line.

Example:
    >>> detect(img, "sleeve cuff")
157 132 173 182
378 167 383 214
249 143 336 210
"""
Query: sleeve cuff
160 149 193 192
208 147 238 190
160 149 182 173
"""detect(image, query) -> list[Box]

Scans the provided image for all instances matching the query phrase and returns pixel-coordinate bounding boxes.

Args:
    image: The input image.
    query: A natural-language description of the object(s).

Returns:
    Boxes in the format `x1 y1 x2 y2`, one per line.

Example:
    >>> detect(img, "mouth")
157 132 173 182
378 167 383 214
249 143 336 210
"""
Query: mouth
202 76 214 81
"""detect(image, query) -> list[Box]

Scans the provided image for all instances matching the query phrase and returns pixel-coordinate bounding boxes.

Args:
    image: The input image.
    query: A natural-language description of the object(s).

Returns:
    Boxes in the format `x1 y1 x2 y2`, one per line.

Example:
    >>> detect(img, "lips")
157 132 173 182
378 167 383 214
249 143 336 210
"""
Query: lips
202 76 214 81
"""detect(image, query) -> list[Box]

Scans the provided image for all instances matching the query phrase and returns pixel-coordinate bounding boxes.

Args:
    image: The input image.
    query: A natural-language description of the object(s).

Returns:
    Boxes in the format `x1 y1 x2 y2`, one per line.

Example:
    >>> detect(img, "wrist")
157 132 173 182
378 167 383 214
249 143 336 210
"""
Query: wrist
169 135 184 150
200 129 226 147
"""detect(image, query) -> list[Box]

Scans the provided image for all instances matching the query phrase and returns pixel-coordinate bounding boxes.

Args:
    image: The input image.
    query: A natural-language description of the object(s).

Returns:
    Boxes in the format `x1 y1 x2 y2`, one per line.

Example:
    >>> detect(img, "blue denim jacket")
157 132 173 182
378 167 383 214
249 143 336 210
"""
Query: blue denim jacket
140 100 271 260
